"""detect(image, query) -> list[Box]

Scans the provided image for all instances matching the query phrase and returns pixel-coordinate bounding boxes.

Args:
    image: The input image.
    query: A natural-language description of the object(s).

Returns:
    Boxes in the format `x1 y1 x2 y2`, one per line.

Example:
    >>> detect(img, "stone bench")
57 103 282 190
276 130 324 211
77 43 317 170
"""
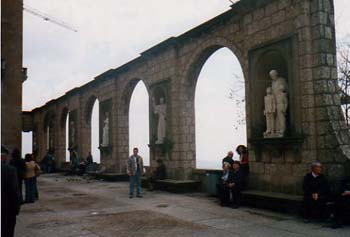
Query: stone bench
241 190 303 214
142 178 201 193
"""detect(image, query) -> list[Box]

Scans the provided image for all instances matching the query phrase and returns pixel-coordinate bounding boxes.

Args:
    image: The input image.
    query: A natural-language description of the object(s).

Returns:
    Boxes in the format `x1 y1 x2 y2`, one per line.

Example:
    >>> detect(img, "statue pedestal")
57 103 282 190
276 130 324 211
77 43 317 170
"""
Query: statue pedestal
98 145 112 155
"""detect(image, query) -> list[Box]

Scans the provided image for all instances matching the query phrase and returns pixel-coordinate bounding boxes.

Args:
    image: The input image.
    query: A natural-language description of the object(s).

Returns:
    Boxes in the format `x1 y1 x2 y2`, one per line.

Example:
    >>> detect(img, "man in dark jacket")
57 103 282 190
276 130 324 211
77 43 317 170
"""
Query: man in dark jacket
1 145 21 237
230 161 245 208
332 176 350 228
217 161 244 207
9 148 25 203
303 161 330 222
222 151 234 169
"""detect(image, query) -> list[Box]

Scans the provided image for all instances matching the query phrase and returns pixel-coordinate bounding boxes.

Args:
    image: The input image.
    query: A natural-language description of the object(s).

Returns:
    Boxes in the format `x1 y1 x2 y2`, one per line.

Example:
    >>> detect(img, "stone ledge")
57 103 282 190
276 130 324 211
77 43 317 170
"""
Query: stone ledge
241 190 303 214
142 178 201 193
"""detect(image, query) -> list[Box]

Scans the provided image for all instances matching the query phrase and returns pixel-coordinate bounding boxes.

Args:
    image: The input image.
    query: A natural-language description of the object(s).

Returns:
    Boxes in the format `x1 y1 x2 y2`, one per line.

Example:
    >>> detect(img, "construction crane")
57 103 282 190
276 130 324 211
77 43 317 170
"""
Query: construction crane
23 4 78 32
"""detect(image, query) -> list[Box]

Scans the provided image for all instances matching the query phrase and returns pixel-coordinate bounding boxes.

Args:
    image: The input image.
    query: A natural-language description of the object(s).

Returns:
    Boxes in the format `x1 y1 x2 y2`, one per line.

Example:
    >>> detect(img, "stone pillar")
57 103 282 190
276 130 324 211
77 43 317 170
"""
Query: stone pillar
310 0 350 180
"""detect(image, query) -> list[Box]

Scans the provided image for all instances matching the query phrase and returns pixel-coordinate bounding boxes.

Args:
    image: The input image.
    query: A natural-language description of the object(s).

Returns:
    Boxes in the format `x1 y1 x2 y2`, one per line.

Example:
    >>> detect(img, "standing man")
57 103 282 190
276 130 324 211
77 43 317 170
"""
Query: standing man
126 147 144 198
1 145 21 237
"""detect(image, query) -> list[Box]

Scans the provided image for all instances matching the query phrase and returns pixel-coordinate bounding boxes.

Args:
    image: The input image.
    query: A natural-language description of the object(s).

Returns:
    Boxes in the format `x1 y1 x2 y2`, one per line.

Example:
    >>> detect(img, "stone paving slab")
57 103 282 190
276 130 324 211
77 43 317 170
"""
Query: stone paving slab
15 174 350 237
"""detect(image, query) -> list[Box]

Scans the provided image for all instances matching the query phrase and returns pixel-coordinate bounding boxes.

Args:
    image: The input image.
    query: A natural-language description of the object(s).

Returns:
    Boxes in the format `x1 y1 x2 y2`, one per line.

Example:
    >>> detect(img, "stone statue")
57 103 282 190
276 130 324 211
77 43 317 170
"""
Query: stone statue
263 70 289 138
263 87 276 137
275 84 288 136
152 97 167 144
101 112 110 147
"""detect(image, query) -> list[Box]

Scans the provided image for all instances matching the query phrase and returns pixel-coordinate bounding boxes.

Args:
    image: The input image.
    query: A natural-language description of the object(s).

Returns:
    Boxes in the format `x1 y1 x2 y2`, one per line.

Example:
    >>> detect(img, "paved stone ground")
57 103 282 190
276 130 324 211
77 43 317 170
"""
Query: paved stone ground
15 174 349 237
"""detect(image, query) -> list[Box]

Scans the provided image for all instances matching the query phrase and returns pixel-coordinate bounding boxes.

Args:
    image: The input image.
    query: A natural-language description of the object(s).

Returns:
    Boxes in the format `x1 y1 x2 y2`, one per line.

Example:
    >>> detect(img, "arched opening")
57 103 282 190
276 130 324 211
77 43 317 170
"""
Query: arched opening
22 131 32 157
194 47 246 169
129 80 150 166
91 99 100 164
65 112 70 162
43 112 55 152
60 107 70 162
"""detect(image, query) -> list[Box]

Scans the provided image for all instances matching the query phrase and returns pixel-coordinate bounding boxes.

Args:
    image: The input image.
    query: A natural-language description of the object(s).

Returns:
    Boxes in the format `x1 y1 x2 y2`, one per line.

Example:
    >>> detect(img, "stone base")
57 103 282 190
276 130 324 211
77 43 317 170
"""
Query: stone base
241 190 303 214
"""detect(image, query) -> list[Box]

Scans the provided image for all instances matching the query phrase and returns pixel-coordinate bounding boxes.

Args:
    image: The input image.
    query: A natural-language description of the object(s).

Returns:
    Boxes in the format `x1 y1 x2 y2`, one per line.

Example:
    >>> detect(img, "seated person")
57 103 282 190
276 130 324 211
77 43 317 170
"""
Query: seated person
222 151 234 169
230 161 245 208
303 161 330 222
217 162 233 206
148 159 166 191
332 176 350 228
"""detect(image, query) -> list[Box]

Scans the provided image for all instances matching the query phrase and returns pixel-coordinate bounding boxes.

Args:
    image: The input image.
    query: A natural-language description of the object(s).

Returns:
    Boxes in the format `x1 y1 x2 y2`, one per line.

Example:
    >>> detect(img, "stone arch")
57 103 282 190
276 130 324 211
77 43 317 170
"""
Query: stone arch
121 78 151 115
43 110 56 151
43 110 56 132
85 95 98 126
182 37 245 98
60 107 69 129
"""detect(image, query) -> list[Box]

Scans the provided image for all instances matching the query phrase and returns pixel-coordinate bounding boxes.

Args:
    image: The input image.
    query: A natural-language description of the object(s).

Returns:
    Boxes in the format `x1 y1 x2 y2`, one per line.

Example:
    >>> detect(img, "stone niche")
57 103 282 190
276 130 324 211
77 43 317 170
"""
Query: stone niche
98 98 112 155
148 80 172 162
68 110 78 151
249 37 303 159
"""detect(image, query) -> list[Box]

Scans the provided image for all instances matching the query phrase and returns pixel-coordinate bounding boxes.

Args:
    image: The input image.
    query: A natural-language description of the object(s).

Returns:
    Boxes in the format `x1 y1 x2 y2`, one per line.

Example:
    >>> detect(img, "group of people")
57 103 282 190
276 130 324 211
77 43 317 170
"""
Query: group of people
303 161 350 228
1 145 41 237
217 145 250 208
66 148 95 176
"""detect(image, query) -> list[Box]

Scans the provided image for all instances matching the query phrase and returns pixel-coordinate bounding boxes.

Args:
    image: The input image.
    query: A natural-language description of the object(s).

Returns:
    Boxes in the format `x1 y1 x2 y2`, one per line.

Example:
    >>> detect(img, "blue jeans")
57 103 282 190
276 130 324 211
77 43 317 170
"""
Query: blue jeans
25 177 36 203
129 171 142 195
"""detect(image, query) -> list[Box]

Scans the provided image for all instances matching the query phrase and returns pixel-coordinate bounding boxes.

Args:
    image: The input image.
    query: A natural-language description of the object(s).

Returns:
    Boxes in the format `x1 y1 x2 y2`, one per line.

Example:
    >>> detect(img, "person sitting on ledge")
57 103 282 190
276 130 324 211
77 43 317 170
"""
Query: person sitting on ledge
230 161 244 208
148 159 166 191
222 151 234 169
217 162 233 207
332 175 350 228
303 161 330 223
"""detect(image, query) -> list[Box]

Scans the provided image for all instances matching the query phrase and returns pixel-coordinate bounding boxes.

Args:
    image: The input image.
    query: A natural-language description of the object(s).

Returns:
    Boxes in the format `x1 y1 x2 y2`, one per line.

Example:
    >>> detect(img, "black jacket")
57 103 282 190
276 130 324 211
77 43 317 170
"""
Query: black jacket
1 163 21 217
221 168 244 190
232 168 245 190
303 172 329 198
222 156 234 168
154 164 166 180
9 157 26 180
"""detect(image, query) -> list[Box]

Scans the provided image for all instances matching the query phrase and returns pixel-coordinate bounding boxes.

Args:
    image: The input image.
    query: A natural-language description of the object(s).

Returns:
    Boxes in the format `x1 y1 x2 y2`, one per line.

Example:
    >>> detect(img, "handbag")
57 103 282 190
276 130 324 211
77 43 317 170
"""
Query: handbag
35 163 42 177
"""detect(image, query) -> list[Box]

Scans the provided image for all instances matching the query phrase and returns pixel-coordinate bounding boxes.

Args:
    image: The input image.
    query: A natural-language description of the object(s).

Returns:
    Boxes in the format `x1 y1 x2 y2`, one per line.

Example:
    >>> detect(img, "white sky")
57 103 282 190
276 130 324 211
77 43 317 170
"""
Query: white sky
22 0 350 168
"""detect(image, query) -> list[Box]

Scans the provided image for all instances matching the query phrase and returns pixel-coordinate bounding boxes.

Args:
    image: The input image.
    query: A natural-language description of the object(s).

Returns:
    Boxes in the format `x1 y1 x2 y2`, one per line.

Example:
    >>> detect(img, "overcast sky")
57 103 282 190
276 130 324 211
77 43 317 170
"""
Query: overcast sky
22 0 350 168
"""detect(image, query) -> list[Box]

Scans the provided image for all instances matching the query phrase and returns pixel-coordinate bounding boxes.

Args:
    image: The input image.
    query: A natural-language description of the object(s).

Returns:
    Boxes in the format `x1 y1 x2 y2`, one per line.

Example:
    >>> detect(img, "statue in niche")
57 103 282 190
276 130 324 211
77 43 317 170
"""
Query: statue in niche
263 87 276 137
70 120 75 145
263 70 289 138
152 97 167 144
101 112 110 147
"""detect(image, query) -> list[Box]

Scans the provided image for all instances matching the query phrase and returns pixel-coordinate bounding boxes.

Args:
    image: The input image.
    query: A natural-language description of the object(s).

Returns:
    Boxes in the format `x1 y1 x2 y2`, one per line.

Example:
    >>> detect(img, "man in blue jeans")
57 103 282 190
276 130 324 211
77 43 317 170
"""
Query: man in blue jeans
126 148 144 198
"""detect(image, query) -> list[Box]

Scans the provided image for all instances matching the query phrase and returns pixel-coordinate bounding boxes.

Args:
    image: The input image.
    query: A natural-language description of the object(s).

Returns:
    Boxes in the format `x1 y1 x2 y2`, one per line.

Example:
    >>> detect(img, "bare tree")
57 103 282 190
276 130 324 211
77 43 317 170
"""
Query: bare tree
337 42 350 126
228 73 246 130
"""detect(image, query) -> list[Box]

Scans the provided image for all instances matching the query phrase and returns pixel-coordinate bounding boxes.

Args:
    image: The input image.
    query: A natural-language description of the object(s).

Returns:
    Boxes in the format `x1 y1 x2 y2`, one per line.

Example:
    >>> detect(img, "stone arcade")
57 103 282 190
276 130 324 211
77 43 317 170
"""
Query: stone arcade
23 0 350 195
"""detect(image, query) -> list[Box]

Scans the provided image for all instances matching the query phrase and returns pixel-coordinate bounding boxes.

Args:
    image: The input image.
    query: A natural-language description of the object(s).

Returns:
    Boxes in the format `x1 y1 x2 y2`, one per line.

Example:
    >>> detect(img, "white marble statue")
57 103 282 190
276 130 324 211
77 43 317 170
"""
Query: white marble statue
263 87 276 137
152 97 167 144
263 70 289 138
275 84 288 136
101 112 110 146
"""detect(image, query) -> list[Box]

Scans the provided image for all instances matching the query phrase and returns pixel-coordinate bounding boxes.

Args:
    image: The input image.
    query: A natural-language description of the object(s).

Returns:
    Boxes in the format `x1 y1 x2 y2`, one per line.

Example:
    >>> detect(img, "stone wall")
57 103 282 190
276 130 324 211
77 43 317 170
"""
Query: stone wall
29 0 349 194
